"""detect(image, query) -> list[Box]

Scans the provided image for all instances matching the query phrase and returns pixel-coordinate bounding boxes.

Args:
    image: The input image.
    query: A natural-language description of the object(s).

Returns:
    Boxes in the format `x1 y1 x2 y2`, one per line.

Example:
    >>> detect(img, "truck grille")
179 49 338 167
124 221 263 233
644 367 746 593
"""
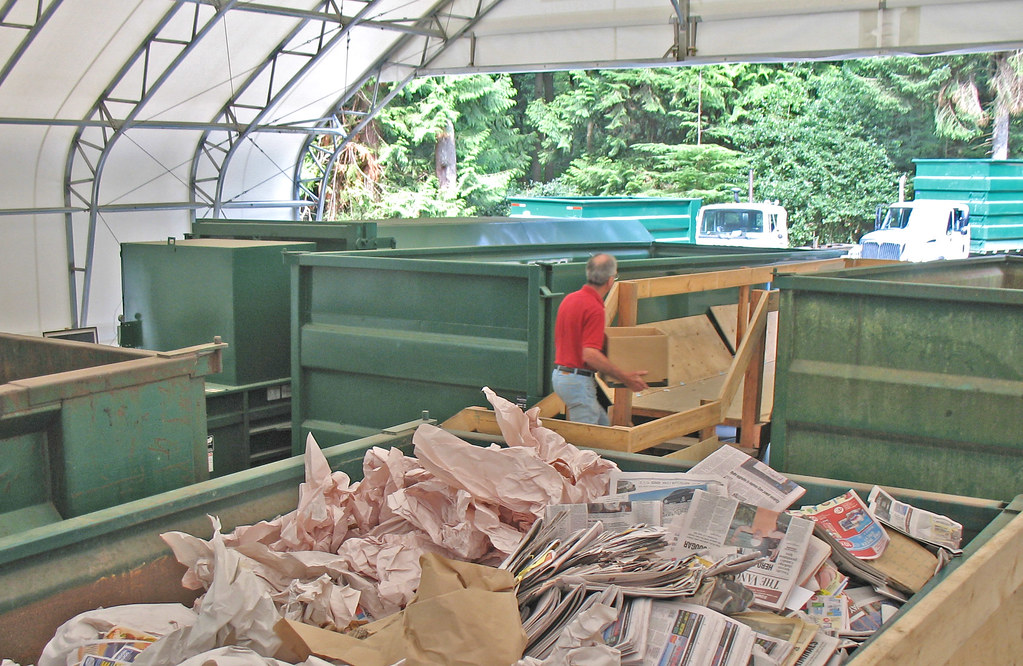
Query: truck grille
861 241 902 260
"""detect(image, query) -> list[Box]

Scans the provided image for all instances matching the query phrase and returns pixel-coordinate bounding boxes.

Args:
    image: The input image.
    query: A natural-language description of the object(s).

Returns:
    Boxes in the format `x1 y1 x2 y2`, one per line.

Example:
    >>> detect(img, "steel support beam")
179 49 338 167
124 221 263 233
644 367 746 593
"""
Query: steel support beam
0 0 63 87
61 1 242 327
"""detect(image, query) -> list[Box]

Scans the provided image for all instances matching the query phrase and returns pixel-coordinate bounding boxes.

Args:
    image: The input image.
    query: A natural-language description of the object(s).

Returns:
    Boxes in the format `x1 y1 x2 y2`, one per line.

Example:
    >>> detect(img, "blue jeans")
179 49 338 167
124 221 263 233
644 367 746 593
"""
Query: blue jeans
552 369 609 426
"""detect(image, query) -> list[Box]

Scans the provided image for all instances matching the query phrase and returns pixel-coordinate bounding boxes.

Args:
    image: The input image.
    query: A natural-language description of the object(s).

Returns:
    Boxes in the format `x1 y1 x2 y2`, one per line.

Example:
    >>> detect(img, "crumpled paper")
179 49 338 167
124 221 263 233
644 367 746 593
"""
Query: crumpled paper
151 388 617 662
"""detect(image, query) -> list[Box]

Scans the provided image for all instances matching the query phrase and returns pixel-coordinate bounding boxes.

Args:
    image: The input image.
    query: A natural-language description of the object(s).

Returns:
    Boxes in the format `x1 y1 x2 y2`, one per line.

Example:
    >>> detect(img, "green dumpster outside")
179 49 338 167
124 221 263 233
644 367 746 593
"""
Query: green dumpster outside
0 333 221 536
912 158 1023 254
0 417 1017 664
508 195 702 242
772 255 1023 500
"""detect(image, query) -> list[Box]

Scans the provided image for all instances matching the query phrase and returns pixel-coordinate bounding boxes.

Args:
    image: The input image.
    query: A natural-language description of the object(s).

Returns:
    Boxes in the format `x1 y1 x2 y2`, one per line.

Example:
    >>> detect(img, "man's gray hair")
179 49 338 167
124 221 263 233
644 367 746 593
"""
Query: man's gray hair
586 253 617 286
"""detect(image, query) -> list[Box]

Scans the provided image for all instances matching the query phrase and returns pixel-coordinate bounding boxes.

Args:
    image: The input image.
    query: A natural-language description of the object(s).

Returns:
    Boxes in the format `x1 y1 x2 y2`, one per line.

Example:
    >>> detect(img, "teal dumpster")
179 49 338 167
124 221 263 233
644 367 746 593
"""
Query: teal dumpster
508 195 702 242
913 158 1023 254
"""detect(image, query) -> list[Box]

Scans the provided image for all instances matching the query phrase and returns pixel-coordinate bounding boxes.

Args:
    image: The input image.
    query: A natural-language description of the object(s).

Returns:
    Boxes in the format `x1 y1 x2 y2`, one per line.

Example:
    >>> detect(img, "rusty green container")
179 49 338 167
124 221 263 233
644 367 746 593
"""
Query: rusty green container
0 333 221 535
772 255 1023 500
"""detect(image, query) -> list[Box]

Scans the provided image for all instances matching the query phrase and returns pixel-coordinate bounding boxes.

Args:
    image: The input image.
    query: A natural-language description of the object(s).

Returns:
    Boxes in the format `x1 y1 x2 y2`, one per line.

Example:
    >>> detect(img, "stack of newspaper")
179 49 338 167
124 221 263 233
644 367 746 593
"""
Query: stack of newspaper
500 444 966 665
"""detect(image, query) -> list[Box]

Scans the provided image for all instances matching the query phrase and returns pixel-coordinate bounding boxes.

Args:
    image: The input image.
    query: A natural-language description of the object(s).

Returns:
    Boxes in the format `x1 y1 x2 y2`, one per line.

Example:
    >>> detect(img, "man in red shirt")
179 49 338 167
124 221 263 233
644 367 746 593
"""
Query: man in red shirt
552 253 649 424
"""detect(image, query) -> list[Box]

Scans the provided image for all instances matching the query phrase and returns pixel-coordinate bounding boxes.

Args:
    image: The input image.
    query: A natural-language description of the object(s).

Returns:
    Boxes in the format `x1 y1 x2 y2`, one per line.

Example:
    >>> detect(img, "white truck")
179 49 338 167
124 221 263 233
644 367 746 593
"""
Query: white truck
858 199 970 262
694 201 789 248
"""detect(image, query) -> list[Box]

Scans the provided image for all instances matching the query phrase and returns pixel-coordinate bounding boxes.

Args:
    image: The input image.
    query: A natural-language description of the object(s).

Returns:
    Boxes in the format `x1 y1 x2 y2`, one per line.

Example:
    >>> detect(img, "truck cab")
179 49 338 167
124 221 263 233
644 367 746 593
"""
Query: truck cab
694 202 789 248
859 200 970 261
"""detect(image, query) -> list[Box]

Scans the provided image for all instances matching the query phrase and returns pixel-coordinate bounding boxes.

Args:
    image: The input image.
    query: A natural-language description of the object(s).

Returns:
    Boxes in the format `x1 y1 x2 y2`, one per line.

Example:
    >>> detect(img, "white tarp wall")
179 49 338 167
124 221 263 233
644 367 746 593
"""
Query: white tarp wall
1 0 1021 342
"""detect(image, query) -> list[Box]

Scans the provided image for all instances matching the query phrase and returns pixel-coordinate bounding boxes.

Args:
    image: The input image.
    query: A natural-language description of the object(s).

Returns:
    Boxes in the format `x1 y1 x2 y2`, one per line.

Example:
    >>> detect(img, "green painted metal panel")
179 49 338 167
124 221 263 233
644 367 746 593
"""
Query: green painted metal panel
772 255 1023 500
507 196 702 242
121 238 316 385
0 417 1015 664
913 158 1023 253
289 242 847 452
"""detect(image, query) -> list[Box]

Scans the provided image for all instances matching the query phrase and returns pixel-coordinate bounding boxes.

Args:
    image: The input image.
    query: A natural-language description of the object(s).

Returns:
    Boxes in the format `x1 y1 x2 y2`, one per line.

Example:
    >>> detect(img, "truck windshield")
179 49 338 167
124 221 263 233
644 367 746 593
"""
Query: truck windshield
701 209 764 237
879 207 913 230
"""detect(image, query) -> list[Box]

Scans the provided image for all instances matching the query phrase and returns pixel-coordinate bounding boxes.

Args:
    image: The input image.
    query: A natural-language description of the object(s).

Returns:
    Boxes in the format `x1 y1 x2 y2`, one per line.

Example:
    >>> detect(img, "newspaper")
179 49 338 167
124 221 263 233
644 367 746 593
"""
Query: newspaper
795 491 890 560
602 595 652 666
544 500 662 539
867 485 964 553
669 490 815 611
609 470 726 496
640 600 756 666
688 445 805 511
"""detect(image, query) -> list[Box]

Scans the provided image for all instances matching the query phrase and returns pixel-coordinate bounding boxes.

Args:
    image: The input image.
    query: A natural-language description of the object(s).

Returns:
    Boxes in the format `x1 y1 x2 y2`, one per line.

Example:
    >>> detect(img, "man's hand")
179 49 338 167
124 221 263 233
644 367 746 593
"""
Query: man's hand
621 370 649 393
581 347 650 393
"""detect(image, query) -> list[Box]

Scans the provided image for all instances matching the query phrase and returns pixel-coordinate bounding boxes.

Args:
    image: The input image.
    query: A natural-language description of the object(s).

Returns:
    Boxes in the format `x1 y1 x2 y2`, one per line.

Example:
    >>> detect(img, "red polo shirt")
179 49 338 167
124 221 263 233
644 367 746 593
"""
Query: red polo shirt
554 284 605 369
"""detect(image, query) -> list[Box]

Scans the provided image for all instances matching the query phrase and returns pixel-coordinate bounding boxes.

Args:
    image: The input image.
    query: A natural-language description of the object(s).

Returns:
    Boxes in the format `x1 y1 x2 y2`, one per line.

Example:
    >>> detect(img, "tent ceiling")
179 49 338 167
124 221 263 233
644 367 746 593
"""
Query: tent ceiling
1 0 1022 337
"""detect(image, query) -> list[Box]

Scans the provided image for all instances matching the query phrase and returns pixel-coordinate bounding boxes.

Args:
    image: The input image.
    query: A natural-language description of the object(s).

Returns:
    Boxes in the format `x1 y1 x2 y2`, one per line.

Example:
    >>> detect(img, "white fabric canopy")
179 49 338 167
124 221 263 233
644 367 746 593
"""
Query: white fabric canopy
1 0 1021 340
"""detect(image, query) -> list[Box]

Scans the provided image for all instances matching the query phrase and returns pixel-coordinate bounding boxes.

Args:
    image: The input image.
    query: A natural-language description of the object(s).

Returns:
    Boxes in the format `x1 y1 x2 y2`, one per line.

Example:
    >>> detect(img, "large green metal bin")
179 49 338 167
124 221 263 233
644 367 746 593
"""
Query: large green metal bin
0 333 220 536
0 419 1018 664
288 241 845 451
507 195 702 242
772 255 1023 500
121 238 316 386
913 158 1023 254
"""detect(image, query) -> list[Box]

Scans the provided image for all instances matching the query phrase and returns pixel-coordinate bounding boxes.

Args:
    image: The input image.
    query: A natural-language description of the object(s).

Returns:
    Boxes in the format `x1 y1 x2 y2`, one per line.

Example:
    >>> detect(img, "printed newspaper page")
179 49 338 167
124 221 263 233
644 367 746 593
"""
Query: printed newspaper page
544 500 662 538
867 485 963 552
796 490 889 560
669 490 814 611
688 445 805 511
641 600 755 666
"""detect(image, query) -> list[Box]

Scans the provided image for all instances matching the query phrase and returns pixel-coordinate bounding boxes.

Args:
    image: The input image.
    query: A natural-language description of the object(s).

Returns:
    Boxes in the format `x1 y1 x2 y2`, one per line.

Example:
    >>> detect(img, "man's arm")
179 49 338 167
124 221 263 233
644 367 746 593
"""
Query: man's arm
582 347 649 393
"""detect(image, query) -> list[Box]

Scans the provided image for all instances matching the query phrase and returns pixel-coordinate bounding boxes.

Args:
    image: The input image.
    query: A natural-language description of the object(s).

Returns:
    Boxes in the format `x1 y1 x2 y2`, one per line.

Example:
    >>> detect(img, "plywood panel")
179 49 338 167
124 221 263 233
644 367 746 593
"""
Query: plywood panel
652 315 733 385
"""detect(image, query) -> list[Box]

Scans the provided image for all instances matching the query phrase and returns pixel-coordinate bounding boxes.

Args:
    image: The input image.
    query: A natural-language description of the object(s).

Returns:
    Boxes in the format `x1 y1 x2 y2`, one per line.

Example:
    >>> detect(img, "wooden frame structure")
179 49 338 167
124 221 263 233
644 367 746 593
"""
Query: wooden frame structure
444 257 890 454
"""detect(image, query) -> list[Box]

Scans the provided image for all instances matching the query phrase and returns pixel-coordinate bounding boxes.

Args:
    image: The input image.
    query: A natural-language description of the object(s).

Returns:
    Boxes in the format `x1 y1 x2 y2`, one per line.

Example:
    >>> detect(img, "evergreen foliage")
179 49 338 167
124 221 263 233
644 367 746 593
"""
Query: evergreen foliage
319 54 1023 244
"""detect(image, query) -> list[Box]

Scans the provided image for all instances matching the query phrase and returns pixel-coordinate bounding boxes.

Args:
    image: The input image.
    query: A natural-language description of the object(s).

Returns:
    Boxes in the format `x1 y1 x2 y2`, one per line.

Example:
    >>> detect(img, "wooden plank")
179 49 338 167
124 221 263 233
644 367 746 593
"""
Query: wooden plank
717 290 771 409
444 407 637 452
850 510 1023 665
633 374 725 415
626 258 849 300
533 393 565 418
628 401 722 452
610 281 638 426
740 291 768 448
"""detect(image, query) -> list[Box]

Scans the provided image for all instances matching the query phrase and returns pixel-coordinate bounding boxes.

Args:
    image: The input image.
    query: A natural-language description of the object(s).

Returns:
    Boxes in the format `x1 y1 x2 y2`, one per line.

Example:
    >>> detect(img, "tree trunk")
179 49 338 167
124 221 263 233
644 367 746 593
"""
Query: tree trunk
436 119 457 191
991 105 1010 160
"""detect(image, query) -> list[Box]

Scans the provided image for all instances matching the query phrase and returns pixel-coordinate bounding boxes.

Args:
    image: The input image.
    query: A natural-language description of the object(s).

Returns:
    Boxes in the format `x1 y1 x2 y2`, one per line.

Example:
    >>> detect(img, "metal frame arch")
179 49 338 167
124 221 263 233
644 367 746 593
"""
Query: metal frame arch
207 0 387 219
0 0 64 87
61 0 238 326
294 0 509 221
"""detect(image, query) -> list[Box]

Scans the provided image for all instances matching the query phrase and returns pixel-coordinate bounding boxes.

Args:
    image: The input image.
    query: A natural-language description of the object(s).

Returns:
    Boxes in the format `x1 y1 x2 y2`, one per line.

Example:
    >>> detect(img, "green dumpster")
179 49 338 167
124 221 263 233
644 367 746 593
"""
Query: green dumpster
287 239 847 452
508 195 702 242
0 333 222 535
0 418 1018 664
913 158 1023 254
772 255 1023 500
